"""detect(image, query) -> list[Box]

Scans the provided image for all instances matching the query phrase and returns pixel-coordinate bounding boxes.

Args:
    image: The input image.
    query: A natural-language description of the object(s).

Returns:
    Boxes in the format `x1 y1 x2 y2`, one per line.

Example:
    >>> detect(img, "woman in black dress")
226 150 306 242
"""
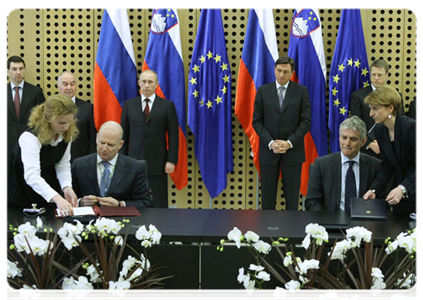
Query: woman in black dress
8 94 79 216
363 86 415 214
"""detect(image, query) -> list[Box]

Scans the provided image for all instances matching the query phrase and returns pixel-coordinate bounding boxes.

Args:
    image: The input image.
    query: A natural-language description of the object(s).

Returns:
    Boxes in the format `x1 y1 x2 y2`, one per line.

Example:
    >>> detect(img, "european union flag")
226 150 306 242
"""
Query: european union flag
328 9 370 153
187 9 233 199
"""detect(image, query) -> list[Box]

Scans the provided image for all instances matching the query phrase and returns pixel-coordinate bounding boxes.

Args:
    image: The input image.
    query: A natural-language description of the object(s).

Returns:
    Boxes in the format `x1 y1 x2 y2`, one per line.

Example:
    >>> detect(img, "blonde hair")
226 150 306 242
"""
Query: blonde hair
28 94 79 145
364 86 402 116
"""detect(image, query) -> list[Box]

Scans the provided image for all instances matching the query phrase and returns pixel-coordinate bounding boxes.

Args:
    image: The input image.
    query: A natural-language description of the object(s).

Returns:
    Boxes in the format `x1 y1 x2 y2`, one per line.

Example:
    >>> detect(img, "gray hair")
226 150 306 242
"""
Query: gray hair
339 116 367 141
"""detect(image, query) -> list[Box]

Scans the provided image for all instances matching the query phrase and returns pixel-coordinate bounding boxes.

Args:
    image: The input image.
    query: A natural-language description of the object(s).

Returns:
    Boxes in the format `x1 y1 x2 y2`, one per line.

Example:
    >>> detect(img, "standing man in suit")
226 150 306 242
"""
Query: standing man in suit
350 59 392 157
305 116 381 212
7 55 45 157
72 121 153 208
57 71 97 162
253 56 311 210
120 70 179 208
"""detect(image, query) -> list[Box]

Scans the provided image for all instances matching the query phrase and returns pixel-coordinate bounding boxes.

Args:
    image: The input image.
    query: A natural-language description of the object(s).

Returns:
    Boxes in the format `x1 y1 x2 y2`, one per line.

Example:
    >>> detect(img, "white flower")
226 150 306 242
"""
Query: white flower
36 217 43 229
13 234 53 255
63 276 94 290
253 240 271 254
140 253 151 271
61 234 82 251
396 272 415 288
95 218 122 236
249 264 264 272
302 233 311 250
245 231 260 243
114 235 124 246
256 271 270 281
319 290 339 300
397 232 415 254
17 222 36 237
141 240 152 248
19 284 41 300
243 278 256 289
305 223 328 245
283 254 293 267
285 280 301 290
346 226 372 246
385 240 399 254
371 268 386 290
135 224 162 247
135 225 150 240
274 286 287 297
109 280 131 297
330 239 353 261
227 227 243 249
237 267 249 284
296 259 319 275
86 264 102 283
7 260 22 278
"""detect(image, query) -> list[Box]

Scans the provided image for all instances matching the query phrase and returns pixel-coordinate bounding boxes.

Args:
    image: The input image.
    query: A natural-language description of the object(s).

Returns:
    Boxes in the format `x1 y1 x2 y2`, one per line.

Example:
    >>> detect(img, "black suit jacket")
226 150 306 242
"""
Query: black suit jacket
71 153 153 208
7 82 45 156
370 115 415 212
71 98 97 162
252 80 311 166
305 152 382 212
120 95 179 175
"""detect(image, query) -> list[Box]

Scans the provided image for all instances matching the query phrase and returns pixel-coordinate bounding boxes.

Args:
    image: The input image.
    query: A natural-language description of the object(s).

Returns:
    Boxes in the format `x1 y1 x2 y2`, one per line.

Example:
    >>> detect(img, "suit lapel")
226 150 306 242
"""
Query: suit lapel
147 96 164 123
358 155 369 196
133 96 146 127
379 124 401 171
107 155 125 195
331 154 342 210
85 154 101 195
281 82 293 114
19 82 32 122
7 83 17 122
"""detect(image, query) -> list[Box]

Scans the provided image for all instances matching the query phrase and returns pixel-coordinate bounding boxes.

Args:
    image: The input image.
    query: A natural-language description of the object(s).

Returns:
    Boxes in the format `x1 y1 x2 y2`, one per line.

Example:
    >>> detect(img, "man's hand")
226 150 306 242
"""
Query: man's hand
165 162 175 174
98 196 120 207
80 195 99 207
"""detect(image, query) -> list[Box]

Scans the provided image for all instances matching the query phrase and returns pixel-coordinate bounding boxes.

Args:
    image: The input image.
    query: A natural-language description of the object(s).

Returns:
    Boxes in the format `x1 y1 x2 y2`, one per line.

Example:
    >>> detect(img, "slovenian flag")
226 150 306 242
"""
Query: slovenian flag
288 8 328 196
142 9 188 190
235 9 278 175
93 9 138 130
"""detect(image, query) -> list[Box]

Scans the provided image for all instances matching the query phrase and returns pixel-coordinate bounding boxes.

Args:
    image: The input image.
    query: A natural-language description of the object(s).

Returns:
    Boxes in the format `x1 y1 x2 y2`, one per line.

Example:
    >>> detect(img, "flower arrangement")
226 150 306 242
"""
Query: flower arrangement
218 223 416 290
7 217 169 290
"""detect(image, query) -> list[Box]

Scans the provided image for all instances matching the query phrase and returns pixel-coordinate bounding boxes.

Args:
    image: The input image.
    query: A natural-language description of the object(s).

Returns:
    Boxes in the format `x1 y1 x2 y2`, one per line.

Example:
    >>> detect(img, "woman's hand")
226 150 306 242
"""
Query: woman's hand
386 186 404 206
363 189 376 200
51 194 74 216
63 186 78 207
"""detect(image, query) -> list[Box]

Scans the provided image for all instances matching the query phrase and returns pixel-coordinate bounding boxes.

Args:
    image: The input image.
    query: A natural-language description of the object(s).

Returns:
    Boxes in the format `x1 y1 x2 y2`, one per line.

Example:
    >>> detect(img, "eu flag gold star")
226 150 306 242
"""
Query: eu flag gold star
347 58 353 67
361 67 369 76
199 99 204 106
214 95 222 104
363 81 370 88
339 106 347 115
338 63 346 72
206 100 213 109
207 51 213 59
192 64 200 73
331 87 338 96
354 59 361 68
220 62 228 71
333 74 340 84
192 90 199 98
334 99 340 107
199 55 206 64
223 74 230 83
189 77 197 85
214 54 221 63
221 86 227 94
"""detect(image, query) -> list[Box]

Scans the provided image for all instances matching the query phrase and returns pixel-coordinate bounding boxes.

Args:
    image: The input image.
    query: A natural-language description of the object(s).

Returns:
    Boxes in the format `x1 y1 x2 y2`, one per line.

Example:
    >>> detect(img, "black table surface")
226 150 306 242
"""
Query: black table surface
7 206 415 244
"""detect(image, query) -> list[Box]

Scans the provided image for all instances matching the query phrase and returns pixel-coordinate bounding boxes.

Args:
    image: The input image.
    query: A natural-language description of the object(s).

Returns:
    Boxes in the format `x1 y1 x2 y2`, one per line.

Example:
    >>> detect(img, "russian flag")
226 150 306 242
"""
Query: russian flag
93 9 138 130
235 9 278 175
142 9 188 190
288 8 328 196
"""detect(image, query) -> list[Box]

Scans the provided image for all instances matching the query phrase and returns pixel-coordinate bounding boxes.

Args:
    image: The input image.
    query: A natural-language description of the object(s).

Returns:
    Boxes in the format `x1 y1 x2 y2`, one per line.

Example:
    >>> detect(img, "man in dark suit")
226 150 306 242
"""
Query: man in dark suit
253 56 311 210
121 70 179 208
305 116 381 212
351 59 392 157
7 56 45 157
57 71 97 162
72 121 153 208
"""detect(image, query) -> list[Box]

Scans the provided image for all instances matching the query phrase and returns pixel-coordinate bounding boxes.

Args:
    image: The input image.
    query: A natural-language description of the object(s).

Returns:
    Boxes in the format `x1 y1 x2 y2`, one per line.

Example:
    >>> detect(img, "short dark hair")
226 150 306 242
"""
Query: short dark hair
7 55 25 69
370 59 389 74
275 56 295 71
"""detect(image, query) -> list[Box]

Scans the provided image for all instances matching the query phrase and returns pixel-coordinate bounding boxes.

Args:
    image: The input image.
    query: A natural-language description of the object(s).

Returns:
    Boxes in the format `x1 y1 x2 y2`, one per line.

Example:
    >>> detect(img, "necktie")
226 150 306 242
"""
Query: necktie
278 86 285 109
144 98 150 121
344 161 357 212
100 161 111 197
14 86 21 119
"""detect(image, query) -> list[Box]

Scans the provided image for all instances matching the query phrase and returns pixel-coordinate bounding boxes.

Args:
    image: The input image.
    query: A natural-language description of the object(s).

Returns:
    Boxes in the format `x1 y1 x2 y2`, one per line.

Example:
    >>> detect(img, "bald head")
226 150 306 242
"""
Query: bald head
96 121 124 161
57 71 77 99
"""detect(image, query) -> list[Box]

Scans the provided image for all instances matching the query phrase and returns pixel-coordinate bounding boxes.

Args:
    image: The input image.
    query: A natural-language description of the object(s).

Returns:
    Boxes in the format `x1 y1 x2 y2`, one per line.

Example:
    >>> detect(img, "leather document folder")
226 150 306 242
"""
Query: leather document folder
350 197 387 220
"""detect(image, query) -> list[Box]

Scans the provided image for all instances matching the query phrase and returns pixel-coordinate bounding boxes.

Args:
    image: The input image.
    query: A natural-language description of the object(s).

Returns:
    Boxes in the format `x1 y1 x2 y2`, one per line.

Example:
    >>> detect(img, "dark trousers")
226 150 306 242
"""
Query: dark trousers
260 162 302 210
148 174 168 208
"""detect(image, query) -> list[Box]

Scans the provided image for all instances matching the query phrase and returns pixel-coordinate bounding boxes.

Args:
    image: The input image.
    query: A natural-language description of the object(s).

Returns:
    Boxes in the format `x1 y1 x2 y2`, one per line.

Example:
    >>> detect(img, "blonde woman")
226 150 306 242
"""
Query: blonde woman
8 94 79 216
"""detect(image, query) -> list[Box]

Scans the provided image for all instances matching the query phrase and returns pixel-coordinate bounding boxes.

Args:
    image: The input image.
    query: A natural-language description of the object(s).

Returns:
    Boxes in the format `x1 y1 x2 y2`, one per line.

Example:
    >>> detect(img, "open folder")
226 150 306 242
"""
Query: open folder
56 205 141 218
350 197 387 220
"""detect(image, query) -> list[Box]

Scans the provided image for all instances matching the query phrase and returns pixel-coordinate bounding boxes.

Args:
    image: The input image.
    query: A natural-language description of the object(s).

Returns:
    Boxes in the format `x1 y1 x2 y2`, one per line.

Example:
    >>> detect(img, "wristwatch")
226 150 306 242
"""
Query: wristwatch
399 185 408 198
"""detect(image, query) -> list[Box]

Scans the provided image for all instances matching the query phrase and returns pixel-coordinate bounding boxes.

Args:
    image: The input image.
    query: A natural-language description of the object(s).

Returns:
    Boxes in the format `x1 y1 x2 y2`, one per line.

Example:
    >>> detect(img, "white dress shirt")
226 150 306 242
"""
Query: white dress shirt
141 94 156 112
11 80 24 103
340 152 360 211
19 131 72 202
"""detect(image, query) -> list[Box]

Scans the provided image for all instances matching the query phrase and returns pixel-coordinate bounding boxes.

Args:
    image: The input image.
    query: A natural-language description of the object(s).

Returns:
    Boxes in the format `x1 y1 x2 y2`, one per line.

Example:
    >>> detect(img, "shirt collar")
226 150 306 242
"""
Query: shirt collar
276 80 290 90
11 80 24 90
97 153 119 167
341 152 360 165
142 93 156 103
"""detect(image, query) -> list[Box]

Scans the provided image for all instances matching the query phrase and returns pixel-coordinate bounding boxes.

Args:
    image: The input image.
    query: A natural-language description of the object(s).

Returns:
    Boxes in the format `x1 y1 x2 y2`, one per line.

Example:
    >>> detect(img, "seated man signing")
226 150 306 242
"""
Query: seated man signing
305 116 381 212
72 121 153 208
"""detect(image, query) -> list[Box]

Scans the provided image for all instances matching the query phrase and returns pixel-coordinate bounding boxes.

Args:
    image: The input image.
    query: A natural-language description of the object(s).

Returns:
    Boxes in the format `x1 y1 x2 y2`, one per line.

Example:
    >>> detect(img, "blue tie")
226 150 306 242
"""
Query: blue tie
100 161 111 197
345 161 356 212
